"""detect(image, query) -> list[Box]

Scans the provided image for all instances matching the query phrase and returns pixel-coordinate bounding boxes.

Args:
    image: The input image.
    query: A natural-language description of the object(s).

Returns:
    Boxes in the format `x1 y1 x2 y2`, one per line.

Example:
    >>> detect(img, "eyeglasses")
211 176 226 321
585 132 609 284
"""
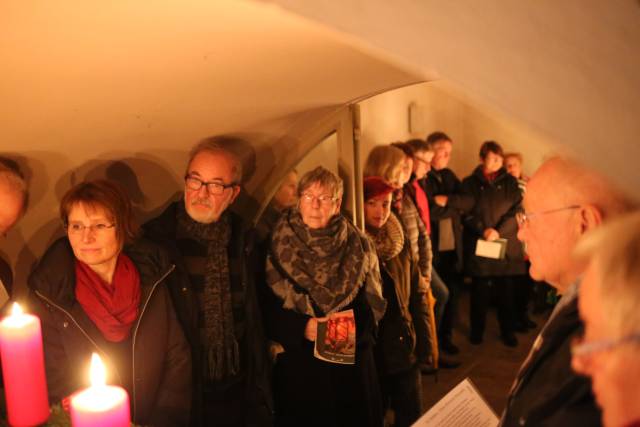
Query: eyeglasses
299 193 336 206
571 332 640 360
185 175 238 195
515 205 581 227
413 156 431 166
66 222 115 235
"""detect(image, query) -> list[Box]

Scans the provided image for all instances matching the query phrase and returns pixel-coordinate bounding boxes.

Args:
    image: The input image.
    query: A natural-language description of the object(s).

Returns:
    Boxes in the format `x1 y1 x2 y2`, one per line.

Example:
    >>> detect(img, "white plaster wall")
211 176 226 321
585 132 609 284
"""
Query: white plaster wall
358 82 557 179
271 0 640 197
0 1 424 296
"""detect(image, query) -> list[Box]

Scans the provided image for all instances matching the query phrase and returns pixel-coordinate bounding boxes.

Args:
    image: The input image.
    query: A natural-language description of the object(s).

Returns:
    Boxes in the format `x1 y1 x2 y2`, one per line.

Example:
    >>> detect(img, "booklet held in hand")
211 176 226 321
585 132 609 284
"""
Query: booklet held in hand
475 238 508 259
314 309 356 365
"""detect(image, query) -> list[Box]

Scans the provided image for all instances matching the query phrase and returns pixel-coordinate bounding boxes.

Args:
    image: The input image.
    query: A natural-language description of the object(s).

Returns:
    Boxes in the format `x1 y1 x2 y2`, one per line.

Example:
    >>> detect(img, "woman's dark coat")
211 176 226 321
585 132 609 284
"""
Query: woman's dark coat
376 243 431 376
460 166 526 277
28 237 192 427
263 283 383 427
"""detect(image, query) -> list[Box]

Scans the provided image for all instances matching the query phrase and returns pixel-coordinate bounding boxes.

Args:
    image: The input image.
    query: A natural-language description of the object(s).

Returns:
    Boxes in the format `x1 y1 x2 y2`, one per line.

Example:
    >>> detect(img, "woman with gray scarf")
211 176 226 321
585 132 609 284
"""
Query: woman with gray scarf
263 166 386 427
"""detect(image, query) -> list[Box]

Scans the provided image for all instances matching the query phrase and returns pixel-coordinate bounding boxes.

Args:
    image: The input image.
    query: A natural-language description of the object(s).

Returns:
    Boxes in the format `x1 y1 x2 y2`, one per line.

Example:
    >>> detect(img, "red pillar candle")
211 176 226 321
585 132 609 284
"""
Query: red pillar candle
0 302 50 426
70 353 130 427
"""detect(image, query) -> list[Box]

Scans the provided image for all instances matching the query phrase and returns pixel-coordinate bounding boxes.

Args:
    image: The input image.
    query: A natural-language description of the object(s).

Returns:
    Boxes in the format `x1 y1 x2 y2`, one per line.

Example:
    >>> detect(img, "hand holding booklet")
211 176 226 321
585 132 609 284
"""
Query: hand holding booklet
412 378 498 427
314 309 356 365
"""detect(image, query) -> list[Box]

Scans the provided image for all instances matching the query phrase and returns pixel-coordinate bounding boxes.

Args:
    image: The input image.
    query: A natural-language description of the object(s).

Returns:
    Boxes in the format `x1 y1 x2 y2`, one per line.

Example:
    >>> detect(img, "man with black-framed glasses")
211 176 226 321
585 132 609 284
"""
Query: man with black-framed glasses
143 136 273 427
500 156 636 427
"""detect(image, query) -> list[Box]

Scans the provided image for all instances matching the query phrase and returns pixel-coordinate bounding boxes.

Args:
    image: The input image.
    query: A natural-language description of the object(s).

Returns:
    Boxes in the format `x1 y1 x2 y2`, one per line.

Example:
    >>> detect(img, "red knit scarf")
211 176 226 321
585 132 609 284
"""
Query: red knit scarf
483 170 499 182
75 254 141 342
412 180 431 235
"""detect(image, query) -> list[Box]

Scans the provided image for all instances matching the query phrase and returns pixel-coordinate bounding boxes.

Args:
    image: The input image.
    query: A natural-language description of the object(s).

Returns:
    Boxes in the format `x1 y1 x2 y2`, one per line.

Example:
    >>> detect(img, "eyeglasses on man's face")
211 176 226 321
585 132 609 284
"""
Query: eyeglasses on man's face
571 332 640 363
515 205 581 227
413 156 431 166
66 222 115 235
185 175 237 195
299 193 336 206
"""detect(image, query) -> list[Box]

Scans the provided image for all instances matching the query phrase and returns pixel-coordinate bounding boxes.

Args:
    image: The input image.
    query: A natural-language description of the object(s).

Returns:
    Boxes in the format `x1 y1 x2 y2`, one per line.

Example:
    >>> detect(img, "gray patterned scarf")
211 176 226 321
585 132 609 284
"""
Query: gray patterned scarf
176 207 240 382
266 208 386 322
365 213 405 261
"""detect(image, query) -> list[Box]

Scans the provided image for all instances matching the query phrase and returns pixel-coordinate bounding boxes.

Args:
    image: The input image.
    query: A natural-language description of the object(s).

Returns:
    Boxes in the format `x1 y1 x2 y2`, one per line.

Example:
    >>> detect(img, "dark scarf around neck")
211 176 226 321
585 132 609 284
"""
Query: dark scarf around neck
266 208 386 322
176 205 240 382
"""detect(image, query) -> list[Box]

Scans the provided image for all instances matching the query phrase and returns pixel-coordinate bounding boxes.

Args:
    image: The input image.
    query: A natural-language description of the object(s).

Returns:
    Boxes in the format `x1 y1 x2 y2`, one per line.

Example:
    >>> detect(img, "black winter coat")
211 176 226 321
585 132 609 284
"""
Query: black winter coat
502 295 601 426
143 201 273 427
28 237 192 427
460 166 527 277
422 168 473 271
263 284 383 427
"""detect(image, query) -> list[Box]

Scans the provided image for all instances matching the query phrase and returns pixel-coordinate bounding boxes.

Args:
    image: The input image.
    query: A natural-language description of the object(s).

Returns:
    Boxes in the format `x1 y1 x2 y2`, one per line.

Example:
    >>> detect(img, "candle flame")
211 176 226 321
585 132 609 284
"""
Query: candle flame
89 353 106 387
11 302 23 316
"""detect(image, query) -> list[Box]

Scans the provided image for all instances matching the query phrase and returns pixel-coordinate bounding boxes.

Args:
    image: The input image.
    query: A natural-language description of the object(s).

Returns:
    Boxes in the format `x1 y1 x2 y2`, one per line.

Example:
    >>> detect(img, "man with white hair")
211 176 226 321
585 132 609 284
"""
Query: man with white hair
572 212 640 427
0 158 27 299
500 156 636 426
0 159 26 237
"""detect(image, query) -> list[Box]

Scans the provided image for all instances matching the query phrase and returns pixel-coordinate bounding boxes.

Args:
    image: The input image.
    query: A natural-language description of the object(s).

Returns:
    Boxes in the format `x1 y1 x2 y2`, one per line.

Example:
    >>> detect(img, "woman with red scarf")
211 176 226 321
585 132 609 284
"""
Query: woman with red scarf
28 180 191 426
460 141 526 348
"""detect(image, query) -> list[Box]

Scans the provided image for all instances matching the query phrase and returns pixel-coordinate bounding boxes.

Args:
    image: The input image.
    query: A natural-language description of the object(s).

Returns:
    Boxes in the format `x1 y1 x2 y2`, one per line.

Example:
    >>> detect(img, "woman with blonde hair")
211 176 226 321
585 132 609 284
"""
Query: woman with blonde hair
365 143 443 370
363 145 407 187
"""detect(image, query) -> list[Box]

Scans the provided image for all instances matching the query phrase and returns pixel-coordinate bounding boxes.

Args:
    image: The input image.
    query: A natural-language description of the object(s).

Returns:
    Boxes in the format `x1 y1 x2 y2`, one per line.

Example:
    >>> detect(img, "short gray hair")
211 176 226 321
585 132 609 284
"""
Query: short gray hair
187 136 244 184
298 166 343 199
0 158 27 212
574 211 640 337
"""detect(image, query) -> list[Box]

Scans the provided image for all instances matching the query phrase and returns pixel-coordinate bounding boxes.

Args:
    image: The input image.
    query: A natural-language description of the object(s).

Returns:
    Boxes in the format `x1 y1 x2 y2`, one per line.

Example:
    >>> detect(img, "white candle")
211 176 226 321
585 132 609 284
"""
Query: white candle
70 353 130 427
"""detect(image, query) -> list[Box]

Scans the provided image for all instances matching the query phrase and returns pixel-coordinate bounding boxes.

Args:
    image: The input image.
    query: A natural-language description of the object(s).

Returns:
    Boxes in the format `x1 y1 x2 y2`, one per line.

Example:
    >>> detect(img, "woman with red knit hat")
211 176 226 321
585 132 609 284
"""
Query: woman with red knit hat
364 176 430 427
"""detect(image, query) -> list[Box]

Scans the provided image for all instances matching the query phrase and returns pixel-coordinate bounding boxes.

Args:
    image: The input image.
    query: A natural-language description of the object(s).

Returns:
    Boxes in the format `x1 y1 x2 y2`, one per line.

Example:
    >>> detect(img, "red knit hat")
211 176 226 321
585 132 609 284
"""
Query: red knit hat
363 176 395 201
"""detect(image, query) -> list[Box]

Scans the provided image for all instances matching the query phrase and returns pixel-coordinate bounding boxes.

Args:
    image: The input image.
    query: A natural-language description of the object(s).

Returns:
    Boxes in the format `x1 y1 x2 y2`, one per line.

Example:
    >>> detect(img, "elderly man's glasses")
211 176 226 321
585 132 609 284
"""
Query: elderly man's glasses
66 222 115 235
300 193 336 206
515 205 581 227
571 332 640 360
413 155 431 166
185 175 237 195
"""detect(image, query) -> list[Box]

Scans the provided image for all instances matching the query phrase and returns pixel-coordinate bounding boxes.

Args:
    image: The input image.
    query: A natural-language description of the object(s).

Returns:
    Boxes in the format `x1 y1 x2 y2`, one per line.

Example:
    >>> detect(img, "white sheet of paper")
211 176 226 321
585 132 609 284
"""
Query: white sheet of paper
475 238 507 259
412 378 498 427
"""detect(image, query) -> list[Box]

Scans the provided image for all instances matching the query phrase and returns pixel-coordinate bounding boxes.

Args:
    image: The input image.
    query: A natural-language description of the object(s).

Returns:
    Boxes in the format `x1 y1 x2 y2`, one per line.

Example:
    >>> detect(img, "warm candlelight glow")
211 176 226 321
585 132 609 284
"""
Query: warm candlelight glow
5 302 32 328
90 353 106 387
71 352 130 426
5 302 34 329
11 302 23 316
